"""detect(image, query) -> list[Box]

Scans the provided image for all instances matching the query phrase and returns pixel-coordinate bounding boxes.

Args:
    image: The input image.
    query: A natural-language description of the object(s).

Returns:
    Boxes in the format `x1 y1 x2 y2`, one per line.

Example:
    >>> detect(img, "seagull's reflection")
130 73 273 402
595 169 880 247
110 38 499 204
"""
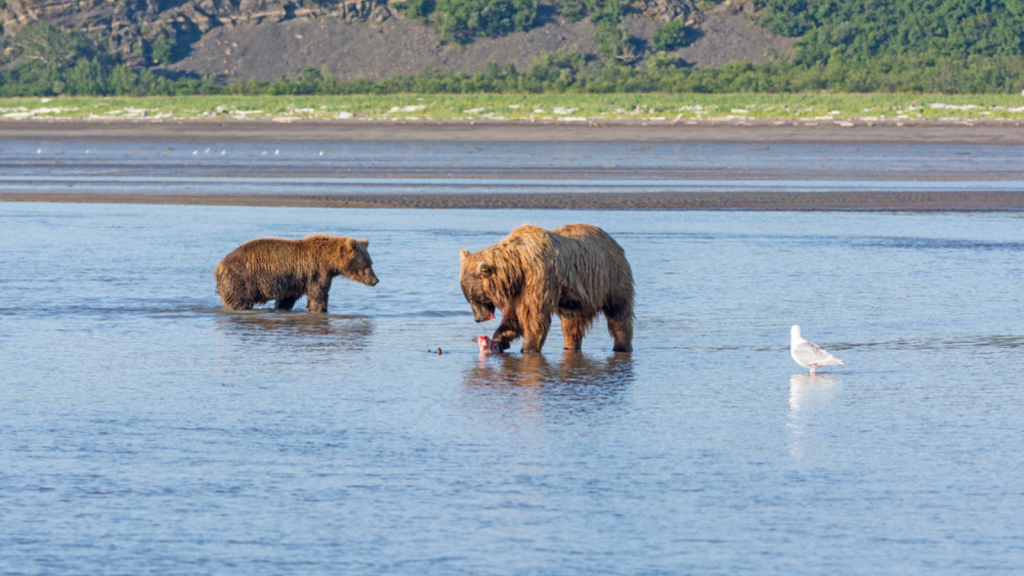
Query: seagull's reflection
789 373 842 413
788 373 842 459
461 351 634 420
215 311 374 354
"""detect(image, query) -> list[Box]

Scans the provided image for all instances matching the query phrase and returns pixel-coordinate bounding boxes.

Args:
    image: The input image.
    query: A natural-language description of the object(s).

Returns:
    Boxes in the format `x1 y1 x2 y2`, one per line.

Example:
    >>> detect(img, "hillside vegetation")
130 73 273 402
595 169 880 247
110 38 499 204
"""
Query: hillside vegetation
761 0 1024 57
2 0 1024 94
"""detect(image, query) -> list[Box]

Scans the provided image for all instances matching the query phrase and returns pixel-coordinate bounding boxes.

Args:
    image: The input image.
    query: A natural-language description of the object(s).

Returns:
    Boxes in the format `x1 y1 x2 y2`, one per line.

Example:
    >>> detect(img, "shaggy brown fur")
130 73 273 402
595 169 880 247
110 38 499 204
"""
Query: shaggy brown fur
215 235 378 313
459 224 634 353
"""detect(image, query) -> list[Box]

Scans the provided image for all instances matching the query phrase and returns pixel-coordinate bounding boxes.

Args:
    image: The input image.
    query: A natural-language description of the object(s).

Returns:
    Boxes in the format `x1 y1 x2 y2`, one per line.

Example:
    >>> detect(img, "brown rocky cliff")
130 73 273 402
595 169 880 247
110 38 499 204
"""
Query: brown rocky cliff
2 0 695 55
2 0 393 63
1 0 793 79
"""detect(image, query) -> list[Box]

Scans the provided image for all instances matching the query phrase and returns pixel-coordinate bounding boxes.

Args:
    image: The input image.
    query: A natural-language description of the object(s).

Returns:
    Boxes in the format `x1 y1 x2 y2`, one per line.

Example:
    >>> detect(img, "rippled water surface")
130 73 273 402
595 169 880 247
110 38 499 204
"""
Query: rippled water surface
3 186 1024 572
3 139 1024 194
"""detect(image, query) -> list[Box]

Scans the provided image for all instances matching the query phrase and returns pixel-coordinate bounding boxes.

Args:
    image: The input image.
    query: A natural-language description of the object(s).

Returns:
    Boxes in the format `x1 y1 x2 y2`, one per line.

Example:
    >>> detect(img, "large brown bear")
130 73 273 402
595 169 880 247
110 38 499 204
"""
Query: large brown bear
459 224 634 353
215 235 378 313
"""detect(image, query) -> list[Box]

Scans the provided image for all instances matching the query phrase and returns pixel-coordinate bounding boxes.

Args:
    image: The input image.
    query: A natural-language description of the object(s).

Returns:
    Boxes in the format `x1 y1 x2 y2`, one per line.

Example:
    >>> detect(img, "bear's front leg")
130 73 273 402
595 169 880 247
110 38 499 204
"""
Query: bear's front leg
491 307 522 352
520 311 552 354
306 295 328 313
305 279 332 313
559 315 590 351
222 296 255 311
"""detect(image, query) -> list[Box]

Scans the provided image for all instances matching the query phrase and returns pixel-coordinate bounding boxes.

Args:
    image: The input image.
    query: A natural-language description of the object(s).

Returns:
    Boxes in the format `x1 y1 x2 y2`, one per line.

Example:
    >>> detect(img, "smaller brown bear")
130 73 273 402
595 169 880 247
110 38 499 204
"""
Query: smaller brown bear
459 224 634 353
215 235 378 313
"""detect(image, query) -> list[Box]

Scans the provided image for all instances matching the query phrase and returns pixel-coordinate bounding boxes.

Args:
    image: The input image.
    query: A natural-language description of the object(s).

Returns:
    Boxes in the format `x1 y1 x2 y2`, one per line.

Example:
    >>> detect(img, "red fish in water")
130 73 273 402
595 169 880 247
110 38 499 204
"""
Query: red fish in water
472 335 502 354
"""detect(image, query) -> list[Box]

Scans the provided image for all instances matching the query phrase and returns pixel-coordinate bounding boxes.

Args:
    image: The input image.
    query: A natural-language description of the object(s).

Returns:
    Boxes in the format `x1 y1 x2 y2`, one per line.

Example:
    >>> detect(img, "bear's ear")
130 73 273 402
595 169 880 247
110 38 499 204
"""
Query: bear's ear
477 261 494 277
459 249 470 262
358 239 369 248
343 237 357 249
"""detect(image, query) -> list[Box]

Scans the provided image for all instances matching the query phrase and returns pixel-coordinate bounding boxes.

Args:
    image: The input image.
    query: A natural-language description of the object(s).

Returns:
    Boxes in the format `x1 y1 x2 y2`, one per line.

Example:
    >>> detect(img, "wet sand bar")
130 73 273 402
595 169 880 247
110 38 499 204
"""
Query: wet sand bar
4 191 1024 211
3 119 1024 210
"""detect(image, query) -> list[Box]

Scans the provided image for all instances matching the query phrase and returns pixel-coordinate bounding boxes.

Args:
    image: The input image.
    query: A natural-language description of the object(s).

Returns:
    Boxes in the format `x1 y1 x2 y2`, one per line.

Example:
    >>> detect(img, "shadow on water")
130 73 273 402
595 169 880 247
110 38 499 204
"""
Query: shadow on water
213 309 374 352
461 351 634 415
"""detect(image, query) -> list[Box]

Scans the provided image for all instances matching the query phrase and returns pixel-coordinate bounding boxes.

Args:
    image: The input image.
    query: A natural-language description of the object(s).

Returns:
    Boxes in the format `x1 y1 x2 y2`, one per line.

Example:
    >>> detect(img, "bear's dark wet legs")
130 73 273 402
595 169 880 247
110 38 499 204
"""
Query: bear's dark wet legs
306 295 328 313
605 300 634 353
275 296 298 311
306 286 329 313
305 277 332 313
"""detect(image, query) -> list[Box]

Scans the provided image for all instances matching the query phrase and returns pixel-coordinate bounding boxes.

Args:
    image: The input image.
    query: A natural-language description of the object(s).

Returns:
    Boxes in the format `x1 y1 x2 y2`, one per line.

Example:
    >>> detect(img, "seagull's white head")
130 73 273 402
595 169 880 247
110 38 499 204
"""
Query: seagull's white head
791 325 802 339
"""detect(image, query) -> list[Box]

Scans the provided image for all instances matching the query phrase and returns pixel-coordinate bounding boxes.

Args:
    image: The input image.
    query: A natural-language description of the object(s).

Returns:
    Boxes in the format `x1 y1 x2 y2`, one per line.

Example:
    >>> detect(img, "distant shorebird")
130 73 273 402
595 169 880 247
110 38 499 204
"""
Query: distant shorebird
790 325 844 374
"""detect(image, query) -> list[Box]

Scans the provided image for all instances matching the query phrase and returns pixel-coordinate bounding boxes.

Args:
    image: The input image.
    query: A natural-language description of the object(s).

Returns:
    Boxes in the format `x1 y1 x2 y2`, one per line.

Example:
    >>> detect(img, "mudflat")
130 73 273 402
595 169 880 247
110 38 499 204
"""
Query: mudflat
3 119 1024 210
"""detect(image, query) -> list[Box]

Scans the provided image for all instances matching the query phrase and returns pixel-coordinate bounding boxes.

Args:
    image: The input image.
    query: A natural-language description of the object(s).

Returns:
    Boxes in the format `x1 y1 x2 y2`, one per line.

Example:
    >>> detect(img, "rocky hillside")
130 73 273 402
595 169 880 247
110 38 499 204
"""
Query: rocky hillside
2 0 394 65
1 0 794 80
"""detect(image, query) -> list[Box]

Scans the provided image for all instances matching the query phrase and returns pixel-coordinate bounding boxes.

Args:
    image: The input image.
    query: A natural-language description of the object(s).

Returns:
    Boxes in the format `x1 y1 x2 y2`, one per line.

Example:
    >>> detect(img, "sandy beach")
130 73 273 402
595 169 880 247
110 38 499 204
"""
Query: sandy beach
3 118 1024 144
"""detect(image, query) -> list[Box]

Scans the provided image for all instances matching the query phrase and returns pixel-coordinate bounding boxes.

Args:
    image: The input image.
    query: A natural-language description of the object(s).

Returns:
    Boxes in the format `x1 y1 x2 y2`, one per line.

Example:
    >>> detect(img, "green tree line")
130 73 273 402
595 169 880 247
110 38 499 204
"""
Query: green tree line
760 0 1024 59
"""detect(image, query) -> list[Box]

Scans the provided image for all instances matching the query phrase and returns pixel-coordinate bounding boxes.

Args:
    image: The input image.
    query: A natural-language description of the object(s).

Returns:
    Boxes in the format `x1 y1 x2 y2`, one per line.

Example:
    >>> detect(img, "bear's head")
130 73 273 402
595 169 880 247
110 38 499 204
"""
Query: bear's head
342 238 379 287
459 248 497 323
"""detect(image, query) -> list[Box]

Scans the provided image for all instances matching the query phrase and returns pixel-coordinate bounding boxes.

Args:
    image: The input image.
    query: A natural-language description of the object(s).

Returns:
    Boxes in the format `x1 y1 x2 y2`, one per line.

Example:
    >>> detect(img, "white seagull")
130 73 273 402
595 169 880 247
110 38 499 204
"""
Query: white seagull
790 325 844 374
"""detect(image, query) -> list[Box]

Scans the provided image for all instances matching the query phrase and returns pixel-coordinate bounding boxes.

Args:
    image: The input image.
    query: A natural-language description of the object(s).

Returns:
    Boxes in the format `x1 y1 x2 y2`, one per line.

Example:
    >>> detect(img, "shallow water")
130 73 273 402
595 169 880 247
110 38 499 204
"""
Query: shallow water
2 200 1023 575
3 140 1024 195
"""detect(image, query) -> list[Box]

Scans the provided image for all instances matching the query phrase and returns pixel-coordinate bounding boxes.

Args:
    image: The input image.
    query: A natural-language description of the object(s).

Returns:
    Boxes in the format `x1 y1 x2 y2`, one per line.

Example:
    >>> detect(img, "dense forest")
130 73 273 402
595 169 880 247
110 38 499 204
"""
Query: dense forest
2 0 1024 94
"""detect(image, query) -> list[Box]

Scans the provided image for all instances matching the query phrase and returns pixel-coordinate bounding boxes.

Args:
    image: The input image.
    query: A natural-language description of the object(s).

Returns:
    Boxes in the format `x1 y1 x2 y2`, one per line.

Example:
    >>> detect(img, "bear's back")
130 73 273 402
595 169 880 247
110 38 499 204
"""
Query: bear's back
549 224 624 260
551 223 605 240
221 237 301 269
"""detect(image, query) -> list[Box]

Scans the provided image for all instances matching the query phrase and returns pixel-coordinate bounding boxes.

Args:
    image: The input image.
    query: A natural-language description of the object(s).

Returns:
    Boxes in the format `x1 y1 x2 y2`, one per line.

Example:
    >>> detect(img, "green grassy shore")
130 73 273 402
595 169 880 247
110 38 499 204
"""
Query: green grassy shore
3 94 1024 122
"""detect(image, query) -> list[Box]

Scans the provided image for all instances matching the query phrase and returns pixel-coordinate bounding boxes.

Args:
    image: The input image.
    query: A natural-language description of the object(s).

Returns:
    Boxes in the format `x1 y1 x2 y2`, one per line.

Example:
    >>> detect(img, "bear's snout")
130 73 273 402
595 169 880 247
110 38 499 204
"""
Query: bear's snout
363 271 379 287
471 303 495 322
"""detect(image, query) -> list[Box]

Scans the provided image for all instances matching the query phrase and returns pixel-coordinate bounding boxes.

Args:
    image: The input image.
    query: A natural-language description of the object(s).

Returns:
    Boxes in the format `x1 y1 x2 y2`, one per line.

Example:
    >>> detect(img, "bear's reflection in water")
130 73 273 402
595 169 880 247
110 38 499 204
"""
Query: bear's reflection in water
215 310 374 354
461 351 634 417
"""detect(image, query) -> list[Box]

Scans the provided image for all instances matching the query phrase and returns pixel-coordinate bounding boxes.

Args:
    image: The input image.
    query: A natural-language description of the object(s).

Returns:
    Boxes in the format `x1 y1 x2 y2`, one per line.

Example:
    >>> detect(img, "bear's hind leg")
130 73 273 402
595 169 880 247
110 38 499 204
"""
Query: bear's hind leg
559 315 591 351
604 300 634 353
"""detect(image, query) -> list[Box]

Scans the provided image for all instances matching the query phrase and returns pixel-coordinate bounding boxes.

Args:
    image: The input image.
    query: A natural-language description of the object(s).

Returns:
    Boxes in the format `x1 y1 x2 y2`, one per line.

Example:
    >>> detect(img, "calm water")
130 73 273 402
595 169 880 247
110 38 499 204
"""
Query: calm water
3 140 1024 195
2 142 1024 575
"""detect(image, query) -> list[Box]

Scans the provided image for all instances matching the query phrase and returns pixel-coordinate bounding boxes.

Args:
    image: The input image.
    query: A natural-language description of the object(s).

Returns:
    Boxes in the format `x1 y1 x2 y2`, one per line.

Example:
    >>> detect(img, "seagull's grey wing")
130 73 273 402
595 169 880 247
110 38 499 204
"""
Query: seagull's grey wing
792 341 835 365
